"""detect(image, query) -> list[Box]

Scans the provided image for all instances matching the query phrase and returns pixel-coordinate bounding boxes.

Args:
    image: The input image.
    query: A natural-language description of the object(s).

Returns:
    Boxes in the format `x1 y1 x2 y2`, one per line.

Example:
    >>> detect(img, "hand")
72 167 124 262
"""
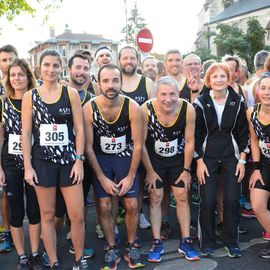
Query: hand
24 167 38 186
116 176 134 197
100 177 118 196
197 159 209 185
235 163 245 182
145 170 162 192
249 170 264 189
184 69 199 91
175 171 191 193
0 169 6 187
70 160 84 184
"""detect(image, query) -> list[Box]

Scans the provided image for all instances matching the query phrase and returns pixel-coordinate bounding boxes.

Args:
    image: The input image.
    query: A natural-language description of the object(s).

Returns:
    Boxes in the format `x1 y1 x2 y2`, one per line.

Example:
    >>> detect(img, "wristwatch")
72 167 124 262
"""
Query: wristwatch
183 167 191 173
76 154 86 161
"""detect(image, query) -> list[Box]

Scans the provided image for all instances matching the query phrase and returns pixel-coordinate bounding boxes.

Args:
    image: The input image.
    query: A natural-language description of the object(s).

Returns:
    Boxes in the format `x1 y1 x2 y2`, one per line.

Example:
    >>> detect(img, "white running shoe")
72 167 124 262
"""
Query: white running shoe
139 213 151 229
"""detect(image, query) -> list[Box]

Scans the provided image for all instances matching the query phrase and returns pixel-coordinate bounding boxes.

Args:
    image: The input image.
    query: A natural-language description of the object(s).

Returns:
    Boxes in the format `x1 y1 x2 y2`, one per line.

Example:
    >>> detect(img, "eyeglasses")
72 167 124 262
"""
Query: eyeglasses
260 72 270 79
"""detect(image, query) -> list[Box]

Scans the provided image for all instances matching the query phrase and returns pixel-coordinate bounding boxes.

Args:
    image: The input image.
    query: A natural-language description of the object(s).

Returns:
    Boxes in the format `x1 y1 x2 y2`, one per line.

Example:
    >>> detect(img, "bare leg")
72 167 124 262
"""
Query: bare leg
29 223 41 253
124 197 138 244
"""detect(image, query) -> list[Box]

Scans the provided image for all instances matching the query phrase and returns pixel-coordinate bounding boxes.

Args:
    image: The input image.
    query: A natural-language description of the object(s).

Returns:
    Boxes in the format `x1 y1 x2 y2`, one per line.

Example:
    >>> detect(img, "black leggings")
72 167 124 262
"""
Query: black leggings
5 168 40 227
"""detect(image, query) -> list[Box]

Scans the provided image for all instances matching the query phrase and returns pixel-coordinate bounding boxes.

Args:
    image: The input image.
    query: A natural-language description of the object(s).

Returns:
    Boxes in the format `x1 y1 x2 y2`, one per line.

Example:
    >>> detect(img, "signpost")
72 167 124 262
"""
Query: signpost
136 28 154 53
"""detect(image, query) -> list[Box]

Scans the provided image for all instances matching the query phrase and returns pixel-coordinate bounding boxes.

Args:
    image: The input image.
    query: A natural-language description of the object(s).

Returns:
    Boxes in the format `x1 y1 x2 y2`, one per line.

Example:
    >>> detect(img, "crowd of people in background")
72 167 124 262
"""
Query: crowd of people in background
0 43 270 270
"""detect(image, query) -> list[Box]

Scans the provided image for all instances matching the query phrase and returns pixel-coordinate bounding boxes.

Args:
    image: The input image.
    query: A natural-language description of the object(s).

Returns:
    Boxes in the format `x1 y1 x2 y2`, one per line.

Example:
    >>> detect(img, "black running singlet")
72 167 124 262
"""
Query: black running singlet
78 89 93 107
31 86 76 164
145 99 187 165
91 95 133 157
121 76 148 106
0 81 5 95
1 97 23 168
250 103 270 160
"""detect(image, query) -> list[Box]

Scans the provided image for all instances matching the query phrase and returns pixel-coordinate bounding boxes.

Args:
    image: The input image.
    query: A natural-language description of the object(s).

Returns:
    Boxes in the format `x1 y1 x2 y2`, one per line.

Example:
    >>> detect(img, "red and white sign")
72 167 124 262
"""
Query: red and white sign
136 28 153 53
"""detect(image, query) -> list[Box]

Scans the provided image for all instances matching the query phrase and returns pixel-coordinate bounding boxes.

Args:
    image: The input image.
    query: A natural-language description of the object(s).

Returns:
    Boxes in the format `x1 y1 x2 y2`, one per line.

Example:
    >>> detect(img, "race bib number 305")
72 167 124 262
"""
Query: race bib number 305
259 140 270 158
100 135 126 154
155 139 178 157
40 124 68 146
8 134 22 155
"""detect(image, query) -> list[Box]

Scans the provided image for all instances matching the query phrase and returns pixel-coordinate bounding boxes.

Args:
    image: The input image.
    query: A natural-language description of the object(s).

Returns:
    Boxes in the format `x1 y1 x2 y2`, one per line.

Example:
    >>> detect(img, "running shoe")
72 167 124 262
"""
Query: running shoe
259 243 270 259
178 238 200 261
117 207 125 225
225 246 241 258
239 225 248 234
73 256 90 269
104 234 121 251
148 239 164 262
96 224 105 239
69 244 94 259
85 199 95 207
124 244 145 268
51 261 62 269
169 196 176 208
101 248 121 270
0 226 5 233
160 222 172 240
29 253 44 270
262 231 270 241
241 208 256 218
41 250 50 267
201 248 215 257
0 231 12 252
17 254 31 270
134 236 142 248
66 231 71 240
139 213 151 229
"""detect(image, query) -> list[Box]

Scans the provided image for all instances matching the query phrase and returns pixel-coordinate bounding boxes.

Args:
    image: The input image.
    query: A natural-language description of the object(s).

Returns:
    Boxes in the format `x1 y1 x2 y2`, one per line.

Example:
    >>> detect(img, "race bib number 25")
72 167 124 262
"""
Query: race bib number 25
259 140 270 158
40 124 68 146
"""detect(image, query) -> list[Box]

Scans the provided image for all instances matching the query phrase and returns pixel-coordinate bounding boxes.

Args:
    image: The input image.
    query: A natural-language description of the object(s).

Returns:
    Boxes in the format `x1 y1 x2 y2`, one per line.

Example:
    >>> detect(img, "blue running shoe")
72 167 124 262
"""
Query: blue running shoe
0 231 12 252
101 248 121 270
104 233 121 251
148 239 164 262
178 238 200 261
225 246 241 258
201 247 215 257
41 250 50 267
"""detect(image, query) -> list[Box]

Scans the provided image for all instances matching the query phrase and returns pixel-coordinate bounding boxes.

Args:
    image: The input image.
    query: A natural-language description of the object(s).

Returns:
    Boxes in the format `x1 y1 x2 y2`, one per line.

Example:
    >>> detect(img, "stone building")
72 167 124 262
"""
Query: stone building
195 0 270 55
28 26 118 78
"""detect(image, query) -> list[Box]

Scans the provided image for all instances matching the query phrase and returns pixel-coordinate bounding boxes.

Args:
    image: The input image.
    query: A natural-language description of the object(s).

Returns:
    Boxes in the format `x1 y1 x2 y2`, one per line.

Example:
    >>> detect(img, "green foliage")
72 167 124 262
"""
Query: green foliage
246 17 266 64
190 47 218 63
121 2 147 45
214 24 249 58
0 0 35 21
0 0 62 22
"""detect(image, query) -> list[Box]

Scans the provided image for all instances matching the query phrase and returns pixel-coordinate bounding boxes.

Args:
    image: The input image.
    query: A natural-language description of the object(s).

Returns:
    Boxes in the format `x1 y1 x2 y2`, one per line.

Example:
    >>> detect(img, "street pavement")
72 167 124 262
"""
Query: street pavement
1 195 270 270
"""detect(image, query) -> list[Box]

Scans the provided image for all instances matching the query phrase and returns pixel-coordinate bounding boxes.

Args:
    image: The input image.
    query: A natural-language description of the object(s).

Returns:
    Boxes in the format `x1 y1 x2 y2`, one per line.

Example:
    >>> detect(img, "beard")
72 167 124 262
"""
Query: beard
100 87 120 100
144 69 156 81
70 74 87 87
121 64 137 76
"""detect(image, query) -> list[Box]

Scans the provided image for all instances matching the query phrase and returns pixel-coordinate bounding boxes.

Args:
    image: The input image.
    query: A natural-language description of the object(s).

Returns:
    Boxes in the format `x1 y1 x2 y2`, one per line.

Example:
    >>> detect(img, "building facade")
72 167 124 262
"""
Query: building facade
195 0 270 55
28 26 118 78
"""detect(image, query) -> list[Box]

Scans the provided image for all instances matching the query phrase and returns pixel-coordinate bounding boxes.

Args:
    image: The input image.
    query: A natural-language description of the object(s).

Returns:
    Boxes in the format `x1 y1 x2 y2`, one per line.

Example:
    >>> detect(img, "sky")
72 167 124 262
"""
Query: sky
0 0 205 58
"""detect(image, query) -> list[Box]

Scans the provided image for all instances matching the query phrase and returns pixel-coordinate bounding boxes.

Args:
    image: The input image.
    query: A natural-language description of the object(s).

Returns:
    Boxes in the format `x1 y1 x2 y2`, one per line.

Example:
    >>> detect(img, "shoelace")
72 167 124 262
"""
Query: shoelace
128 247 140 260
79 258 88 268
105 249 118 263
150 240 161 252
19 257 29 265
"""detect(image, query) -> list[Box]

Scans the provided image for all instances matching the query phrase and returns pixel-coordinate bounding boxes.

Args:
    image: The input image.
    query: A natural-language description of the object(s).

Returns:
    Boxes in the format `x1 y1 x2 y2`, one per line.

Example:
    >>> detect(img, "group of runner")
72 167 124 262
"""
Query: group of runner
0 43 270 270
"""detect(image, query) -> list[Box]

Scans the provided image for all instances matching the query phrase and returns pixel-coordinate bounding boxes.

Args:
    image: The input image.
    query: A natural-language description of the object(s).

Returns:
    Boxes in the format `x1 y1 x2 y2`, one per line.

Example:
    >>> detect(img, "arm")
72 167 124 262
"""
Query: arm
175 103 195 192
83 101 118 195
247 108 264 189
117 100 143 196
146 77 156 98
141 102 162 191
0 111 6 186
69 87 85 184
21 91 38 186
194 100 209 184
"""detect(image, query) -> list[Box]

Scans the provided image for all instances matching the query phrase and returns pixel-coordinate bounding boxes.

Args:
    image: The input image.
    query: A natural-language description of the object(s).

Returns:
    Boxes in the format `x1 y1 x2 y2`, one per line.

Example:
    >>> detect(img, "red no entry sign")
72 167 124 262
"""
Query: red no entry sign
136 28 153 53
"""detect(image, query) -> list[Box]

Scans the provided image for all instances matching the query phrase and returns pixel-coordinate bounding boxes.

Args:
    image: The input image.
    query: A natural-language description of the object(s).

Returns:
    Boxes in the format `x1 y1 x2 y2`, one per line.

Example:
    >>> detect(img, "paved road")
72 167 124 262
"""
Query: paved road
1 196 270 270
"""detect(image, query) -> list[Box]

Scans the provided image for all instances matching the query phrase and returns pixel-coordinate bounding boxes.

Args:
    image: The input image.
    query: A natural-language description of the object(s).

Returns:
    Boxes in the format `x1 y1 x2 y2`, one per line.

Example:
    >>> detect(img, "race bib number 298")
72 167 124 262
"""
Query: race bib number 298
155 138 178 157
40 124 68 146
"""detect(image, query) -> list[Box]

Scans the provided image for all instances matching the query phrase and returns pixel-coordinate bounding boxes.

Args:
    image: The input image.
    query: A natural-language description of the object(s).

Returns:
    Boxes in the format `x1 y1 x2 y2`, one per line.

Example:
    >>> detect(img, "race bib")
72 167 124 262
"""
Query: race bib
8 134 22 155
259 140 270 158
100 135 126 154
40 124 68 146
155 138 178 157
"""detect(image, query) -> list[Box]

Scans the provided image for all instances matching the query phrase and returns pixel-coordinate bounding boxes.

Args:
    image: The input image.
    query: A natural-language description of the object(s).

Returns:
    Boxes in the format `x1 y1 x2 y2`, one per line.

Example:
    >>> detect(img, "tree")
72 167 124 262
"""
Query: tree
246 17 266 65
121 1 147 45
190 47 218 63
214 24 248 59
0 0 62 22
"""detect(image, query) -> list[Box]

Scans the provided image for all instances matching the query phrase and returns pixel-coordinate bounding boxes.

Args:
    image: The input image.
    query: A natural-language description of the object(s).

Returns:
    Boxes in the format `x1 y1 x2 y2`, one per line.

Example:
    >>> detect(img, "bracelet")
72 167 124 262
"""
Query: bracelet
183 167 191 173
252 161 261 170
238 159 246 164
